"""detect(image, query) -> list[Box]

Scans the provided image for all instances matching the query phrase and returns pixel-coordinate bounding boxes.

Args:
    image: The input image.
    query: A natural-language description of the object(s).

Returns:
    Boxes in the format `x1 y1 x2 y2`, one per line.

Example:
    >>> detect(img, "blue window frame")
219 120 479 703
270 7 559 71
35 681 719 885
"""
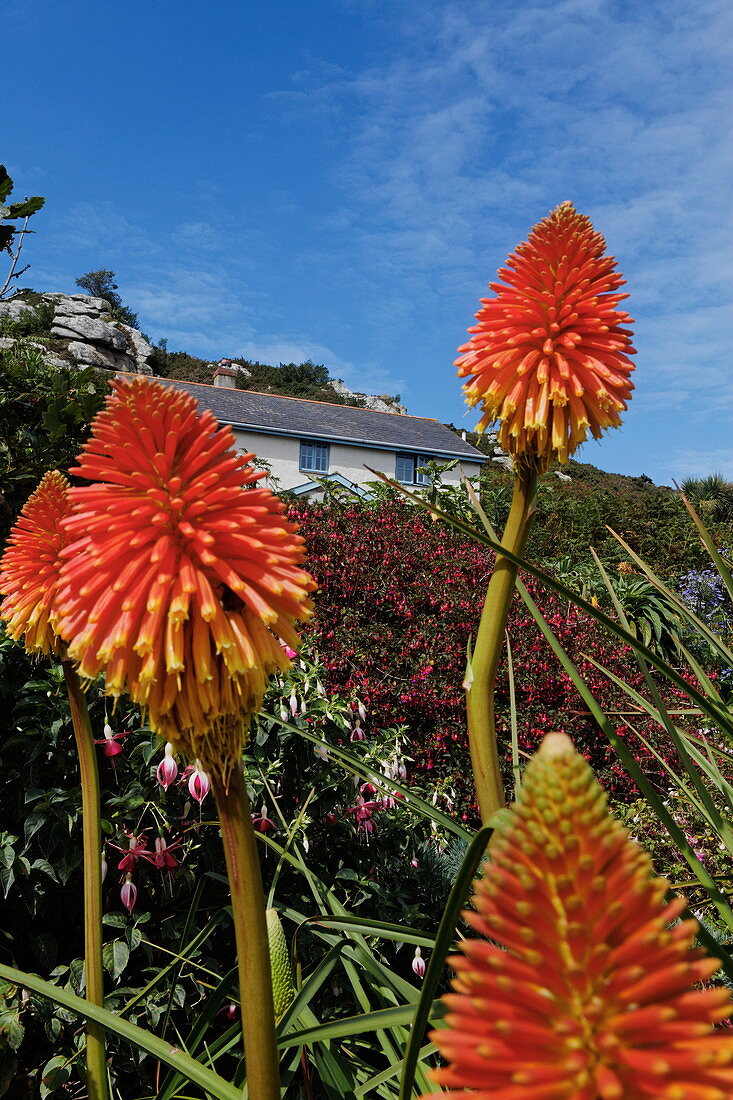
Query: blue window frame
395 452 433 486
299 440 330 474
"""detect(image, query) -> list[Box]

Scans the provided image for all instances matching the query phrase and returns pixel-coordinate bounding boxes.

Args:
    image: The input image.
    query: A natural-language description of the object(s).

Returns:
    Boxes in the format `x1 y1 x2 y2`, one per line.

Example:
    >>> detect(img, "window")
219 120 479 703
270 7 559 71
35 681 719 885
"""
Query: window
299 440 330 474
395 452 433 486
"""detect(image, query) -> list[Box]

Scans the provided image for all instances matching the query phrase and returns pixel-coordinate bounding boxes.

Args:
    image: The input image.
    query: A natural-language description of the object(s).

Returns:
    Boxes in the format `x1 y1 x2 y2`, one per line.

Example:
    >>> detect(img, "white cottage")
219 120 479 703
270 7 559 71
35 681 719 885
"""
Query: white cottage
154 369 486 498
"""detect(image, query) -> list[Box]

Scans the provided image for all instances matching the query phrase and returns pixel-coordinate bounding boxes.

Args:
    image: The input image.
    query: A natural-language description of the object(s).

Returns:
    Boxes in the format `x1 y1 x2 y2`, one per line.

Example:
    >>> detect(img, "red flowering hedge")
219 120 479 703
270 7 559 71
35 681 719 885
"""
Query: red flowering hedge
290 499 690 819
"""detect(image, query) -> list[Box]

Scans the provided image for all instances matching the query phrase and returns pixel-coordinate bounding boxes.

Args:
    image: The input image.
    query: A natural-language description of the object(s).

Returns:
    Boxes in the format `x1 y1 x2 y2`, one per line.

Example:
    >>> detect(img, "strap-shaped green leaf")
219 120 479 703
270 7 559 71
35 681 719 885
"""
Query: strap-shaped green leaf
0 961 242 1100
399 823 494 1100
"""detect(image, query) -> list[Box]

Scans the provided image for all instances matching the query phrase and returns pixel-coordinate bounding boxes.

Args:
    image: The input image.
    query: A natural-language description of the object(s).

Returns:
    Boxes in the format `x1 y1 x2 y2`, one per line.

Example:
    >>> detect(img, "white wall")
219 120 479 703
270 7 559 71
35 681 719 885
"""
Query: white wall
231 428 483 494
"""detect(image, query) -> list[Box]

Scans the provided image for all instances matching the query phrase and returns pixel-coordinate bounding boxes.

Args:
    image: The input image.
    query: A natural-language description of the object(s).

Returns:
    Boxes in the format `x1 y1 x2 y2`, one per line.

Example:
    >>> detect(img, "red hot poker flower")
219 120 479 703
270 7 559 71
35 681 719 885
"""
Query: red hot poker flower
54 377 316 783
0 471 71 655
423 733 733 1100
456 202 635 467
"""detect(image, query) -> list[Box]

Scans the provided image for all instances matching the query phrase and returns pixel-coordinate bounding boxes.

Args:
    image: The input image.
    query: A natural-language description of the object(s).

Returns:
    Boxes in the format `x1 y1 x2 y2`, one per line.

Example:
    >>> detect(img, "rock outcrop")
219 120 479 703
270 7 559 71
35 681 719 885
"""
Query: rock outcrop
328 378 407 415
0 292 154 374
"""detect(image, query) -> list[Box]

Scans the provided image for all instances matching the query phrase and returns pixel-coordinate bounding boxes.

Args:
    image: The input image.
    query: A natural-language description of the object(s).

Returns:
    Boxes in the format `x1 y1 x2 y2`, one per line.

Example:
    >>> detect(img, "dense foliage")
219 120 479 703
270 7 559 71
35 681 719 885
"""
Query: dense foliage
291 498 701 816
0 342 108 541
2 347 732 1096
0 633 446 1095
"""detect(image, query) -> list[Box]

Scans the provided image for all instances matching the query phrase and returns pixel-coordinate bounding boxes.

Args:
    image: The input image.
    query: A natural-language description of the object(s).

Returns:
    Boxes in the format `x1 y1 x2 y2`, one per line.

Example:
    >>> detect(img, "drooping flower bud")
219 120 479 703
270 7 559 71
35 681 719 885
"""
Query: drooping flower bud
156 742 178 790
120 874 137 914
187 763 210 804
412 947 426 980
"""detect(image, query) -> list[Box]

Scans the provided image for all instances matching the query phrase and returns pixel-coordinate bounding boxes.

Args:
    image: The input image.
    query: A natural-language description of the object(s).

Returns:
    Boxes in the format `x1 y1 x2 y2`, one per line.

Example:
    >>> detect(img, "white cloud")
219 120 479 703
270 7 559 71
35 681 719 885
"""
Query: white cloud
666 449 733 481
269 0 732 455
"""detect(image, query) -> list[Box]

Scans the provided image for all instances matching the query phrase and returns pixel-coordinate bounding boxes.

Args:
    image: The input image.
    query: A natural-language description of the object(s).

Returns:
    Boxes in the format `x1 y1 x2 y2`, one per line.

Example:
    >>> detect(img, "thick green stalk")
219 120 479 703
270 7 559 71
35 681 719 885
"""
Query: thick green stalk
61 661 109 1100
212 766 280 1100
466 460 538 823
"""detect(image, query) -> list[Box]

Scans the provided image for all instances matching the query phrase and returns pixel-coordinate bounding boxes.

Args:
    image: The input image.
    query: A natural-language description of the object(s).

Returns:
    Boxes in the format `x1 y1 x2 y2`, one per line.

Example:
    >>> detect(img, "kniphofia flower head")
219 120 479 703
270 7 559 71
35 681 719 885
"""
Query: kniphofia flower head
456 202 635 468
54 377 316 785
0 471 71 655
423 733 733 1100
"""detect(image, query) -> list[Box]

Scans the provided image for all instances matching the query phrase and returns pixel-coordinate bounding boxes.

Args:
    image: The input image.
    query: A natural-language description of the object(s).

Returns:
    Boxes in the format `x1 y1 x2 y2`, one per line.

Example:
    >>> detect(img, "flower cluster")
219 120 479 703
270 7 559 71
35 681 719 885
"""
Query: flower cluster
291 499 691 816
25 377 317 785
0 471 71 655
423 733 733 1100
679 557 732 634
456 201 635 466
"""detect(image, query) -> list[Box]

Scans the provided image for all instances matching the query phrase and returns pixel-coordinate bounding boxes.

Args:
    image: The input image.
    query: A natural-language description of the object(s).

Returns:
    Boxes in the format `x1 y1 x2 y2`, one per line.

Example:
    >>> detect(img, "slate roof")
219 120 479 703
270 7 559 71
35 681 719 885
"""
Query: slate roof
156 377 485 462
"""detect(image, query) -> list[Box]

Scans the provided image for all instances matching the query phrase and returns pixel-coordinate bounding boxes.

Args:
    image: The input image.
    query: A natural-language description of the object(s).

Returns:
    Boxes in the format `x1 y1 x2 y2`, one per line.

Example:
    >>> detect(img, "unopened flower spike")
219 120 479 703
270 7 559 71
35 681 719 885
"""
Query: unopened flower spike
0 471 71 655
422 733 733 1100
456 201 635 470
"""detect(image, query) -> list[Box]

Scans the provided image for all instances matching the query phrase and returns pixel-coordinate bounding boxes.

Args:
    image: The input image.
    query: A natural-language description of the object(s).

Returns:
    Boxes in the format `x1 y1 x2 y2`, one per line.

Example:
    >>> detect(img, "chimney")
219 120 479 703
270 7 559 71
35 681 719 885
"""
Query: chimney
214 359 237 389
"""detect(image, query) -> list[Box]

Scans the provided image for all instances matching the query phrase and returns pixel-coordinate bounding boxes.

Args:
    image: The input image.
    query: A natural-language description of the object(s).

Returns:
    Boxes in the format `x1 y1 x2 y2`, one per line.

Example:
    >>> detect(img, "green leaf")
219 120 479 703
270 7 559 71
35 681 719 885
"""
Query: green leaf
400 822 494 1100
0 961 243 1100
277 1000 441 1049
39 1054 69 1098
305 915 435 948
102 939 130 981
0 167 12 203
5 195 45 219
101 912 127 929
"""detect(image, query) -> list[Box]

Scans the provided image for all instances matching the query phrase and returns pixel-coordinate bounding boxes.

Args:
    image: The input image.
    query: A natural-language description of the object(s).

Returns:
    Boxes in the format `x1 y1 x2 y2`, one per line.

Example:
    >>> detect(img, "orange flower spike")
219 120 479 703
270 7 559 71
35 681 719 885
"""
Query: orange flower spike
423 733 733 1100
0 471 71 655
54 377 316 781
456 202 635 468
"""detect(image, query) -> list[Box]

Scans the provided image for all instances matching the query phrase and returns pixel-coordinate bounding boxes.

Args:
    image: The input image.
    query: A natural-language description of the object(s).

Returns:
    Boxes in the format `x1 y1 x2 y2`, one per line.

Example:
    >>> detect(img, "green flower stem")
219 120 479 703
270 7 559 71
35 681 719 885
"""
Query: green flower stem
466 459 539 823
212 766 280 1100
61 660 109 1100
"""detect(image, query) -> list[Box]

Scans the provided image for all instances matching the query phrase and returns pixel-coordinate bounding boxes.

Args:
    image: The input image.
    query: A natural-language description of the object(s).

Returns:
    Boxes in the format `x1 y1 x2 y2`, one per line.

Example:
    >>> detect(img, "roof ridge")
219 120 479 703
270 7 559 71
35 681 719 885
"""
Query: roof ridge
150 374 442 424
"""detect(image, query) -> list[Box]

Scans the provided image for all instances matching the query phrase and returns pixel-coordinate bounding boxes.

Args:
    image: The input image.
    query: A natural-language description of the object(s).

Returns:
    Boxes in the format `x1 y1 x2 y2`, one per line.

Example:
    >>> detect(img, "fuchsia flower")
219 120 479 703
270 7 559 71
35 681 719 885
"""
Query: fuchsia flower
120 874 137 914
108 831 151 874
281 643 298 660
251 804 275 833
156 742 178 789
143 836 183 873
182 763 210 804
412 947 426 980
95 722 127 758
348 795 380 839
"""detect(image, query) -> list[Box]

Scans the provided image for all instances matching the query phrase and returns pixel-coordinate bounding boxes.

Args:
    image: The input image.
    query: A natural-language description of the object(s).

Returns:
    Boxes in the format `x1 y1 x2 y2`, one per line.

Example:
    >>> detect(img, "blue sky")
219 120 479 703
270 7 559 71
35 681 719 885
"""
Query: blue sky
4 0 732 485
